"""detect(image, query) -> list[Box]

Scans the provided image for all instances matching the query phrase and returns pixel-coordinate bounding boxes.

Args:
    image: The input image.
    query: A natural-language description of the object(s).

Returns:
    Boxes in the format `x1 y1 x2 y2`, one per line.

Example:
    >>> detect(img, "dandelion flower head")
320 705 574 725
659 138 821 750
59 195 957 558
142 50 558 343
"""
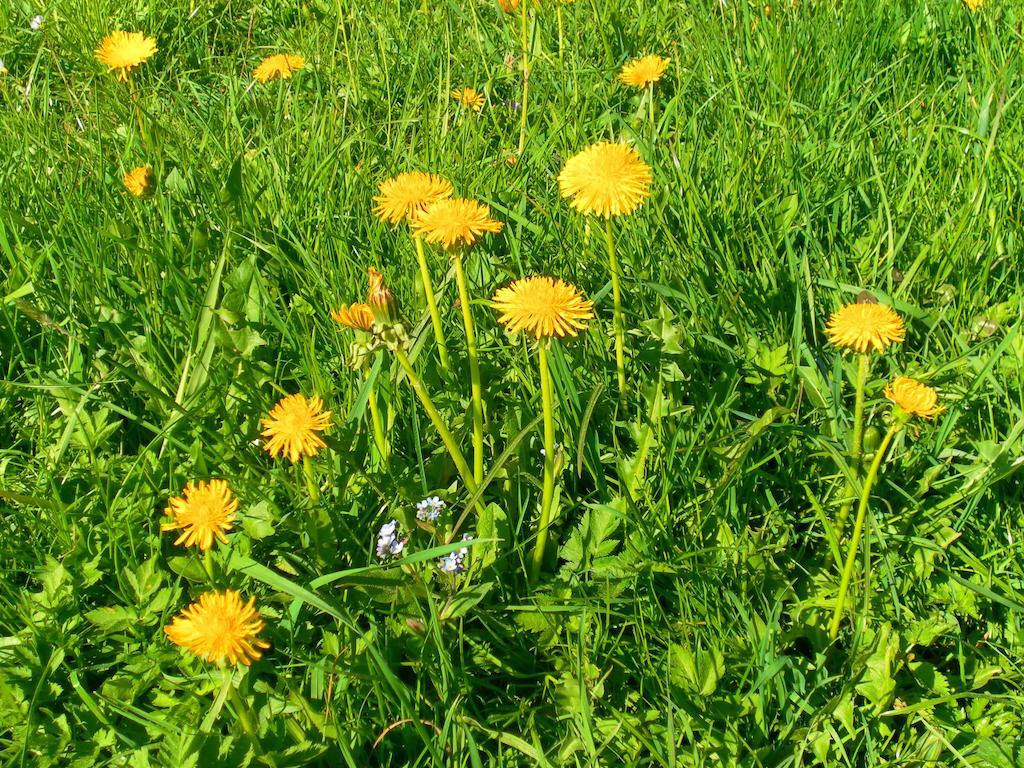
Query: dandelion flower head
618 55 671 88
884 376 944 419
558 142 652 218
161 479 237 551
123 166 152 197
372 172 454 225
164 590 269 666
411 198 503 250
331 302 374 331
261 394 332 463
451 87 485 112
95 31 157 81
254 53 305 83
492 276 594 339
826 302 905 353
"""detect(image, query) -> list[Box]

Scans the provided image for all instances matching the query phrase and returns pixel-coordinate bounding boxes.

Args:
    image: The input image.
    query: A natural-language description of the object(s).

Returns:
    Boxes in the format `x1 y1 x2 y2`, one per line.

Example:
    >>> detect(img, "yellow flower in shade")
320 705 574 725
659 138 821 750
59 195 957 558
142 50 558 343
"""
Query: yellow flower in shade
411 198 504 250
884 376 944 419
492 276 594 339
618 55 671 88
123 166 152 197
261 394 332 463
331 302 374 331
253 53 305 83
497 0 521 10
164 590 269 666
372 172 454 225
95 32 157 81
161 480 238 551
451 87 485 112
825 303 905 353
964 0 982 10
558 142 652 218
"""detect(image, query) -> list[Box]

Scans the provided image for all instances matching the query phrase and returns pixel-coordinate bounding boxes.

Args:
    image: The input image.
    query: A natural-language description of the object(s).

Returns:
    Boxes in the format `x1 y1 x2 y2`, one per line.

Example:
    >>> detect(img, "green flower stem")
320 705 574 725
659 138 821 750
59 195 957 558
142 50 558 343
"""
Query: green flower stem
648 82 656 139
453 250 485 485
603 217 627 397
834 353 870 543
367 372 388 464
393 346 478 498
225 678 263 753
827 418 904 640
202 549 216 586
529 340 557 582
517 0 530 153
413 235 450 371
302 455 319 503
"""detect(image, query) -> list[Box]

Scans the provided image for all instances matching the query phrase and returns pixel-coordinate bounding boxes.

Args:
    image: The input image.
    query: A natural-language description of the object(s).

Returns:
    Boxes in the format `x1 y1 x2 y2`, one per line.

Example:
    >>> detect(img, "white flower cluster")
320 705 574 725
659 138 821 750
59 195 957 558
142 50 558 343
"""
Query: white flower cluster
375 520 406 560
416 495 445 522
30 16 44 31
438 535 473 574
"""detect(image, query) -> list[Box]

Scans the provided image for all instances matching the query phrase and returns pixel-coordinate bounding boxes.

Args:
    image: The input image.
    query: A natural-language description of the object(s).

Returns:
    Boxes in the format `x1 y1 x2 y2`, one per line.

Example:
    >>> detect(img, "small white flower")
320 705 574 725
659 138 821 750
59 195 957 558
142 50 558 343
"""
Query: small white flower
30 15 44 30
437 534 473 574
0 60 7 75
415 496 445 522
376 519 406 560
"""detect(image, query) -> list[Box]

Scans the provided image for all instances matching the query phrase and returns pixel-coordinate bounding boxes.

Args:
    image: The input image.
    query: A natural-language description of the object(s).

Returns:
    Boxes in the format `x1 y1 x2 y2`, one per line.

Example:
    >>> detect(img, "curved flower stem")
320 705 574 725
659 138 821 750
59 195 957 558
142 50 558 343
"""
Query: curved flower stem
225 677 263 754
302 455 319 503
834 353 870 544
366 372 388 465
393 346 478 498
603 217 627 397
202 549 217 586
517 0 530 153
413 235 450 371
648 82 656 140
453 250 485 485
529 340 557 582
828 420 903 640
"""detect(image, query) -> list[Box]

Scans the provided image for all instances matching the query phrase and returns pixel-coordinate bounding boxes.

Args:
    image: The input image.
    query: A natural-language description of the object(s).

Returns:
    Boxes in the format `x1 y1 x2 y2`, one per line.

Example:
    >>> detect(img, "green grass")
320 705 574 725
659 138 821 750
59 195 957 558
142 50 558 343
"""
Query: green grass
2 0 1024 765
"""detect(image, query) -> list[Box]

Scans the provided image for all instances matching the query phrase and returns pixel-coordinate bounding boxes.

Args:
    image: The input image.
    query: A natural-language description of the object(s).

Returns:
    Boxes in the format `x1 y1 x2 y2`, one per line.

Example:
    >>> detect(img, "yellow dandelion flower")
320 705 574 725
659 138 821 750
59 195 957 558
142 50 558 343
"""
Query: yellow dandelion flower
261 394 332 463
366 266 397 321
884 376 944 419
497 0 521 11
558 142 652 218
492 276 594 339
164 590 269 666
411 198 504 250
372 172 454 225
331 302 374 331
123 166 152 197
161 480 237 551
451 87 485 112
826 303 905 354
95 31 157 82
253 53 305 83
618 55 671 88
964 0 982 10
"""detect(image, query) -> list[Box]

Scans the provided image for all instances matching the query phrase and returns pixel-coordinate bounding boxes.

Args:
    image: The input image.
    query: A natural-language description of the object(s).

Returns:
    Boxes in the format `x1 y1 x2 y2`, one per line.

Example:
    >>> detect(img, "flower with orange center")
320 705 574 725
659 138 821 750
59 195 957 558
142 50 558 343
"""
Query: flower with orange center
558 142 652 218
618 55 671 88
95 31 157 81
411 198 503 250
372 172 453 225
331 302 374 331
826 303 905 354
253 53 305 83
164 590 269 666
261 394 332 463
123 166 152 197
492 276 594 339
161 479 237 551
451 87 485 112
884 376 944 419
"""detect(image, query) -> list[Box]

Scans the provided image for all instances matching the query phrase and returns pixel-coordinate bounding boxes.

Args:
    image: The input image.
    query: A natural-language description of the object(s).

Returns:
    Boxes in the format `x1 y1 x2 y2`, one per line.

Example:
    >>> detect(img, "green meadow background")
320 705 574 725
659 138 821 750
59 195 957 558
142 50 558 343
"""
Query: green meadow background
2 0 1023 765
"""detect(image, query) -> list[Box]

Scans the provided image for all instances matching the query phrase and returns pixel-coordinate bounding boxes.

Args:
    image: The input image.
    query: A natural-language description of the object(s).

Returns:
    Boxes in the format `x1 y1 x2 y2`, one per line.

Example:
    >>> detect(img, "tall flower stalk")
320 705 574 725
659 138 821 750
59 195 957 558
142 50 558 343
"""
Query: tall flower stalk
333 300 388 465
825 301 905 543
559 142 651 397
492 275 594 580
518 0 531 153
372 171 455 371
413 198 504 485
828 376 943 639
